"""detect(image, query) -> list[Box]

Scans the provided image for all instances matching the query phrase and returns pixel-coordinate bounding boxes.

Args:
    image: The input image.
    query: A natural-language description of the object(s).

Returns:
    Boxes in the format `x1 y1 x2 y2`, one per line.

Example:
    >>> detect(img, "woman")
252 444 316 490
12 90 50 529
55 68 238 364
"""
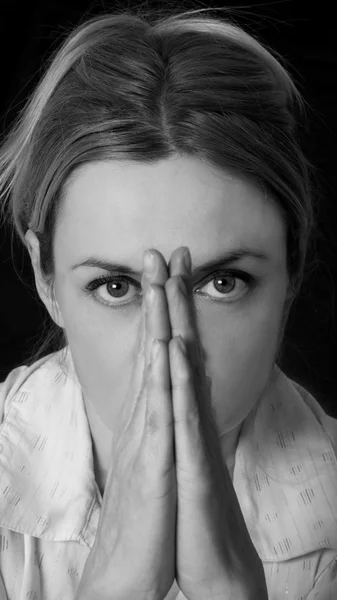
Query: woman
0 6 336 600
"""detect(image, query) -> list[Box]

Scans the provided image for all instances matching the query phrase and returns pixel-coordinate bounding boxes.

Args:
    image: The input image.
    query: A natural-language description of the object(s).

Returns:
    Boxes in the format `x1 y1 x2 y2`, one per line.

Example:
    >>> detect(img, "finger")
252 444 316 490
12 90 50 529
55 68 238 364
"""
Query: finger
165 274 195 346
132 250 170 378
167 279 206 391
168 246 190 281
142 250 171 365
169 337 212 491
170 336 222 492
165 253 204 371
146 248 170 286
165 246 195 347
144 339 174 467
139 249 169 342
125 250 171 434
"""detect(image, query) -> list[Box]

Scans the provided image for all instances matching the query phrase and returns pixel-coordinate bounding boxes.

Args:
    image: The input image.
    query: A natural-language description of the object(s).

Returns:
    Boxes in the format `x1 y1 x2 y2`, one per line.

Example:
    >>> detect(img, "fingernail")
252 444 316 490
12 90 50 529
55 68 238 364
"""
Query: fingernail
183 247 191 273
144 250 156 275
179 276 187 297
177 335 187 355
148 284 157 305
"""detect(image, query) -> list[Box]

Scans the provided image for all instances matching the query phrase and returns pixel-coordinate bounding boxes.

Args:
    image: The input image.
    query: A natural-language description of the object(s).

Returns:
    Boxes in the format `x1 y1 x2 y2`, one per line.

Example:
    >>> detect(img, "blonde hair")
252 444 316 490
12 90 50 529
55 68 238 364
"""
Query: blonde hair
0 5 320 369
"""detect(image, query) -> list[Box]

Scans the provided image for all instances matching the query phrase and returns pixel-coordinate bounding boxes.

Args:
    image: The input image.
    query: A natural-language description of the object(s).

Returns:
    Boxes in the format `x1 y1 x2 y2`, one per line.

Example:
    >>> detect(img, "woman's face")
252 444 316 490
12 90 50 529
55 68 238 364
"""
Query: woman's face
27 156 292 477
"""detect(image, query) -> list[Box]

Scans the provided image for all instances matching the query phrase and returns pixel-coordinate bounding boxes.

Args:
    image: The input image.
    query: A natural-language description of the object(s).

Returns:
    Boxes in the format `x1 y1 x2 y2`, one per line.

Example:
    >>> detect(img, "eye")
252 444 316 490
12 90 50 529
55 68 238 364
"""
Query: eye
83 274 142 309
195 270 256 302
83 269 256 310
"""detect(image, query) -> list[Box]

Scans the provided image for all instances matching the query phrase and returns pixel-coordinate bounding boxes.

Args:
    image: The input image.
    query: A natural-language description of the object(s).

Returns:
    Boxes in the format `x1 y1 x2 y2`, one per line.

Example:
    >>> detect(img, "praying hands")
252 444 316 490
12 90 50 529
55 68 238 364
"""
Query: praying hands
76 246 268 600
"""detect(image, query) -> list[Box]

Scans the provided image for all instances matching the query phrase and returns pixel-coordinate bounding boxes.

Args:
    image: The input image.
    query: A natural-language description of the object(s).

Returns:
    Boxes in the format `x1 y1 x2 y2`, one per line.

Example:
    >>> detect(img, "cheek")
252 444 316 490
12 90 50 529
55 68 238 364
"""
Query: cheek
66 326 139 429
56 283 142 426
56 278 139 355
199 304 283 435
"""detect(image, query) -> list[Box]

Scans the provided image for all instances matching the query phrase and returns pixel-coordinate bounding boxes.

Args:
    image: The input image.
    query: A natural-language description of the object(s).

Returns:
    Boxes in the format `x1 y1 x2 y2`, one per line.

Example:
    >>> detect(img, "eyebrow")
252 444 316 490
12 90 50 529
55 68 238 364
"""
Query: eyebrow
70 247 269 277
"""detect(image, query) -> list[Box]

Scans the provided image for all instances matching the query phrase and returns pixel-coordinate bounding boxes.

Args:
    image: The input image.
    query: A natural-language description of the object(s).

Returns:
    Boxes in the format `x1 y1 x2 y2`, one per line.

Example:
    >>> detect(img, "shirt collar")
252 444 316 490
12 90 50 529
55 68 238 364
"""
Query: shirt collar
0 348 101 549
234 365 337 560
0 348 336 560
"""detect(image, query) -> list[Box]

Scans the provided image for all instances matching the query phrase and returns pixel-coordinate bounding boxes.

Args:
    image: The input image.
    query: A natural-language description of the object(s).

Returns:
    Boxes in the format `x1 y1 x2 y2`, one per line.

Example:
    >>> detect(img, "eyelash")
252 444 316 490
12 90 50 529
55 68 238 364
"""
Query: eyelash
82 269 257 310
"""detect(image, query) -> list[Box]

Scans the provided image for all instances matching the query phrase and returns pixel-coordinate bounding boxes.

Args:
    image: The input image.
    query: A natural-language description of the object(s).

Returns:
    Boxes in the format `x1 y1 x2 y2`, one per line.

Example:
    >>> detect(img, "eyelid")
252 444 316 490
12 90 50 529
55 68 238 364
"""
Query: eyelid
85 269 248 291
83 273 141 300
197 268 251 285
196 269 254 299
83 268 255 308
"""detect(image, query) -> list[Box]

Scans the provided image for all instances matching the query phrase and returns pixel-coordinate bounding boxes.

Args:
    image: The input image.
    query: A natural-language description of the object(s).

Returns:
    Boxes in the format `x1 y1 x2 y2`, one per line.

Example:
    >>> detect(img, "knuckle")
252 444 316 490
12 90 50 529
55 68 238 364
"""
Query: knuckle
174 400 199 426
165 276 179 294
172 368 192 384
148 282 160 297
146 409 160 435
149 283 166 307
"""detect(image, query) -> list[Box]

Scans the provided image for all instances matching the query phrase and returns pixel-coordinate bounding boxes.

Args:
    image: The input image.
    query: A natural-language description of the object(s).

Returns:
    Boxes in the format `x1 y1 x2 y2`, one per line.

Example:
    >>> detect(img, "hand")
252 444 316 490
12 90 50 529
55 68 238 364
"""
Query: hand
164 246 268 600
76 250 176 600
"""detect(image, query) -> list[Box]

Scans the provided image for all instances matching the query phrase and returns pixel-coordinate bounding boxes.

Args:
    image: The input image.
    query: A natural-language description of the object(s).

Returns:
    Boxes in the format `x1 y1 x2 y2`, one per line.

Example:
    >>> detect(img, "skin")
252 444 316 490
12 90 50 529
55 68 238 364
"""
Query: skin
25 155 294 499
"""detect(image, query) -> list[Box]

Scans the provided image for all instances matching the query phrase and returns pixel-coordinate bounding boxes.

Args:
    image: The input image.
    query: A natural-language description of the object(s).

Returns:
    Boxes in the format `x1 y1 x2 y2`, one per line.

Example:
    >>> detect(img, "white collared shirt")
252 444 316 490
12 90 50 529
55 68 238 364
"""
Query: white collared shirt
0 347 336 599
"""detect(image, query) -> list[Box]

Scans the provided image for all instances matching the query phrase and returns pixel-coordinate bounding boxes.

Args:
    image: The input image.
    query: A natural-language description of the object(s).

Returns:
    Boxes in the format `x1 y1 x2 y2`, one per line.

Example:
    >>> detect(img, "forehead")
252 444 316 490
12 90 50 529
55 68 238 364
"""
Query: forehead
55 156 286 266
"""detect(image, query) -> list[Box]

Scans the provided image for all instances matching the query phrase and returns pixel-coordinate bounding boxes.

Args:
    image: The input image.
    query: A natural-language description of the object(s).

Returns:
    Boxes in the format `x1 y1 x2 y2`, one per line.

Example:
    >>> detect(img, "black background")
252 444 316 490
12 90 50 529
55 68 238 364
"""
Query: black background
0 0 336 415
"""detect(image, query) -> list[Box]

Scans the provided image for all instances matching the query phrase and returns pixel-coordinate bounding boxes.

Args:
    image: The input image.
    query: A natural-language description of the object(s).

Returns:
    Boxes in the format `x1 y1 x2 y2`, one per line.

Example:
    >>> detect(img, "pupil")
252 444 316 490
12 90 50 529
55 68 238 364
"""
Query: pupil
108 280 127 298
216 276 234 291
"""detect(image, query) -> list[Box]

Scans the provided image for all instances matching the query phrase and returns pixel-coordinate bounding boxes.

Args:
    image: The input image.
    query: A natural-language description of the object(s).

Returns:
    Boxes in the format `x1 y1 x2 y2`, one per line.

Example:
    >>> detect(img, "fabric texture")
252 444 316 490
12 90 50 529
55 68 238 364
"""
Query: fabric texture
0 347 336 599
